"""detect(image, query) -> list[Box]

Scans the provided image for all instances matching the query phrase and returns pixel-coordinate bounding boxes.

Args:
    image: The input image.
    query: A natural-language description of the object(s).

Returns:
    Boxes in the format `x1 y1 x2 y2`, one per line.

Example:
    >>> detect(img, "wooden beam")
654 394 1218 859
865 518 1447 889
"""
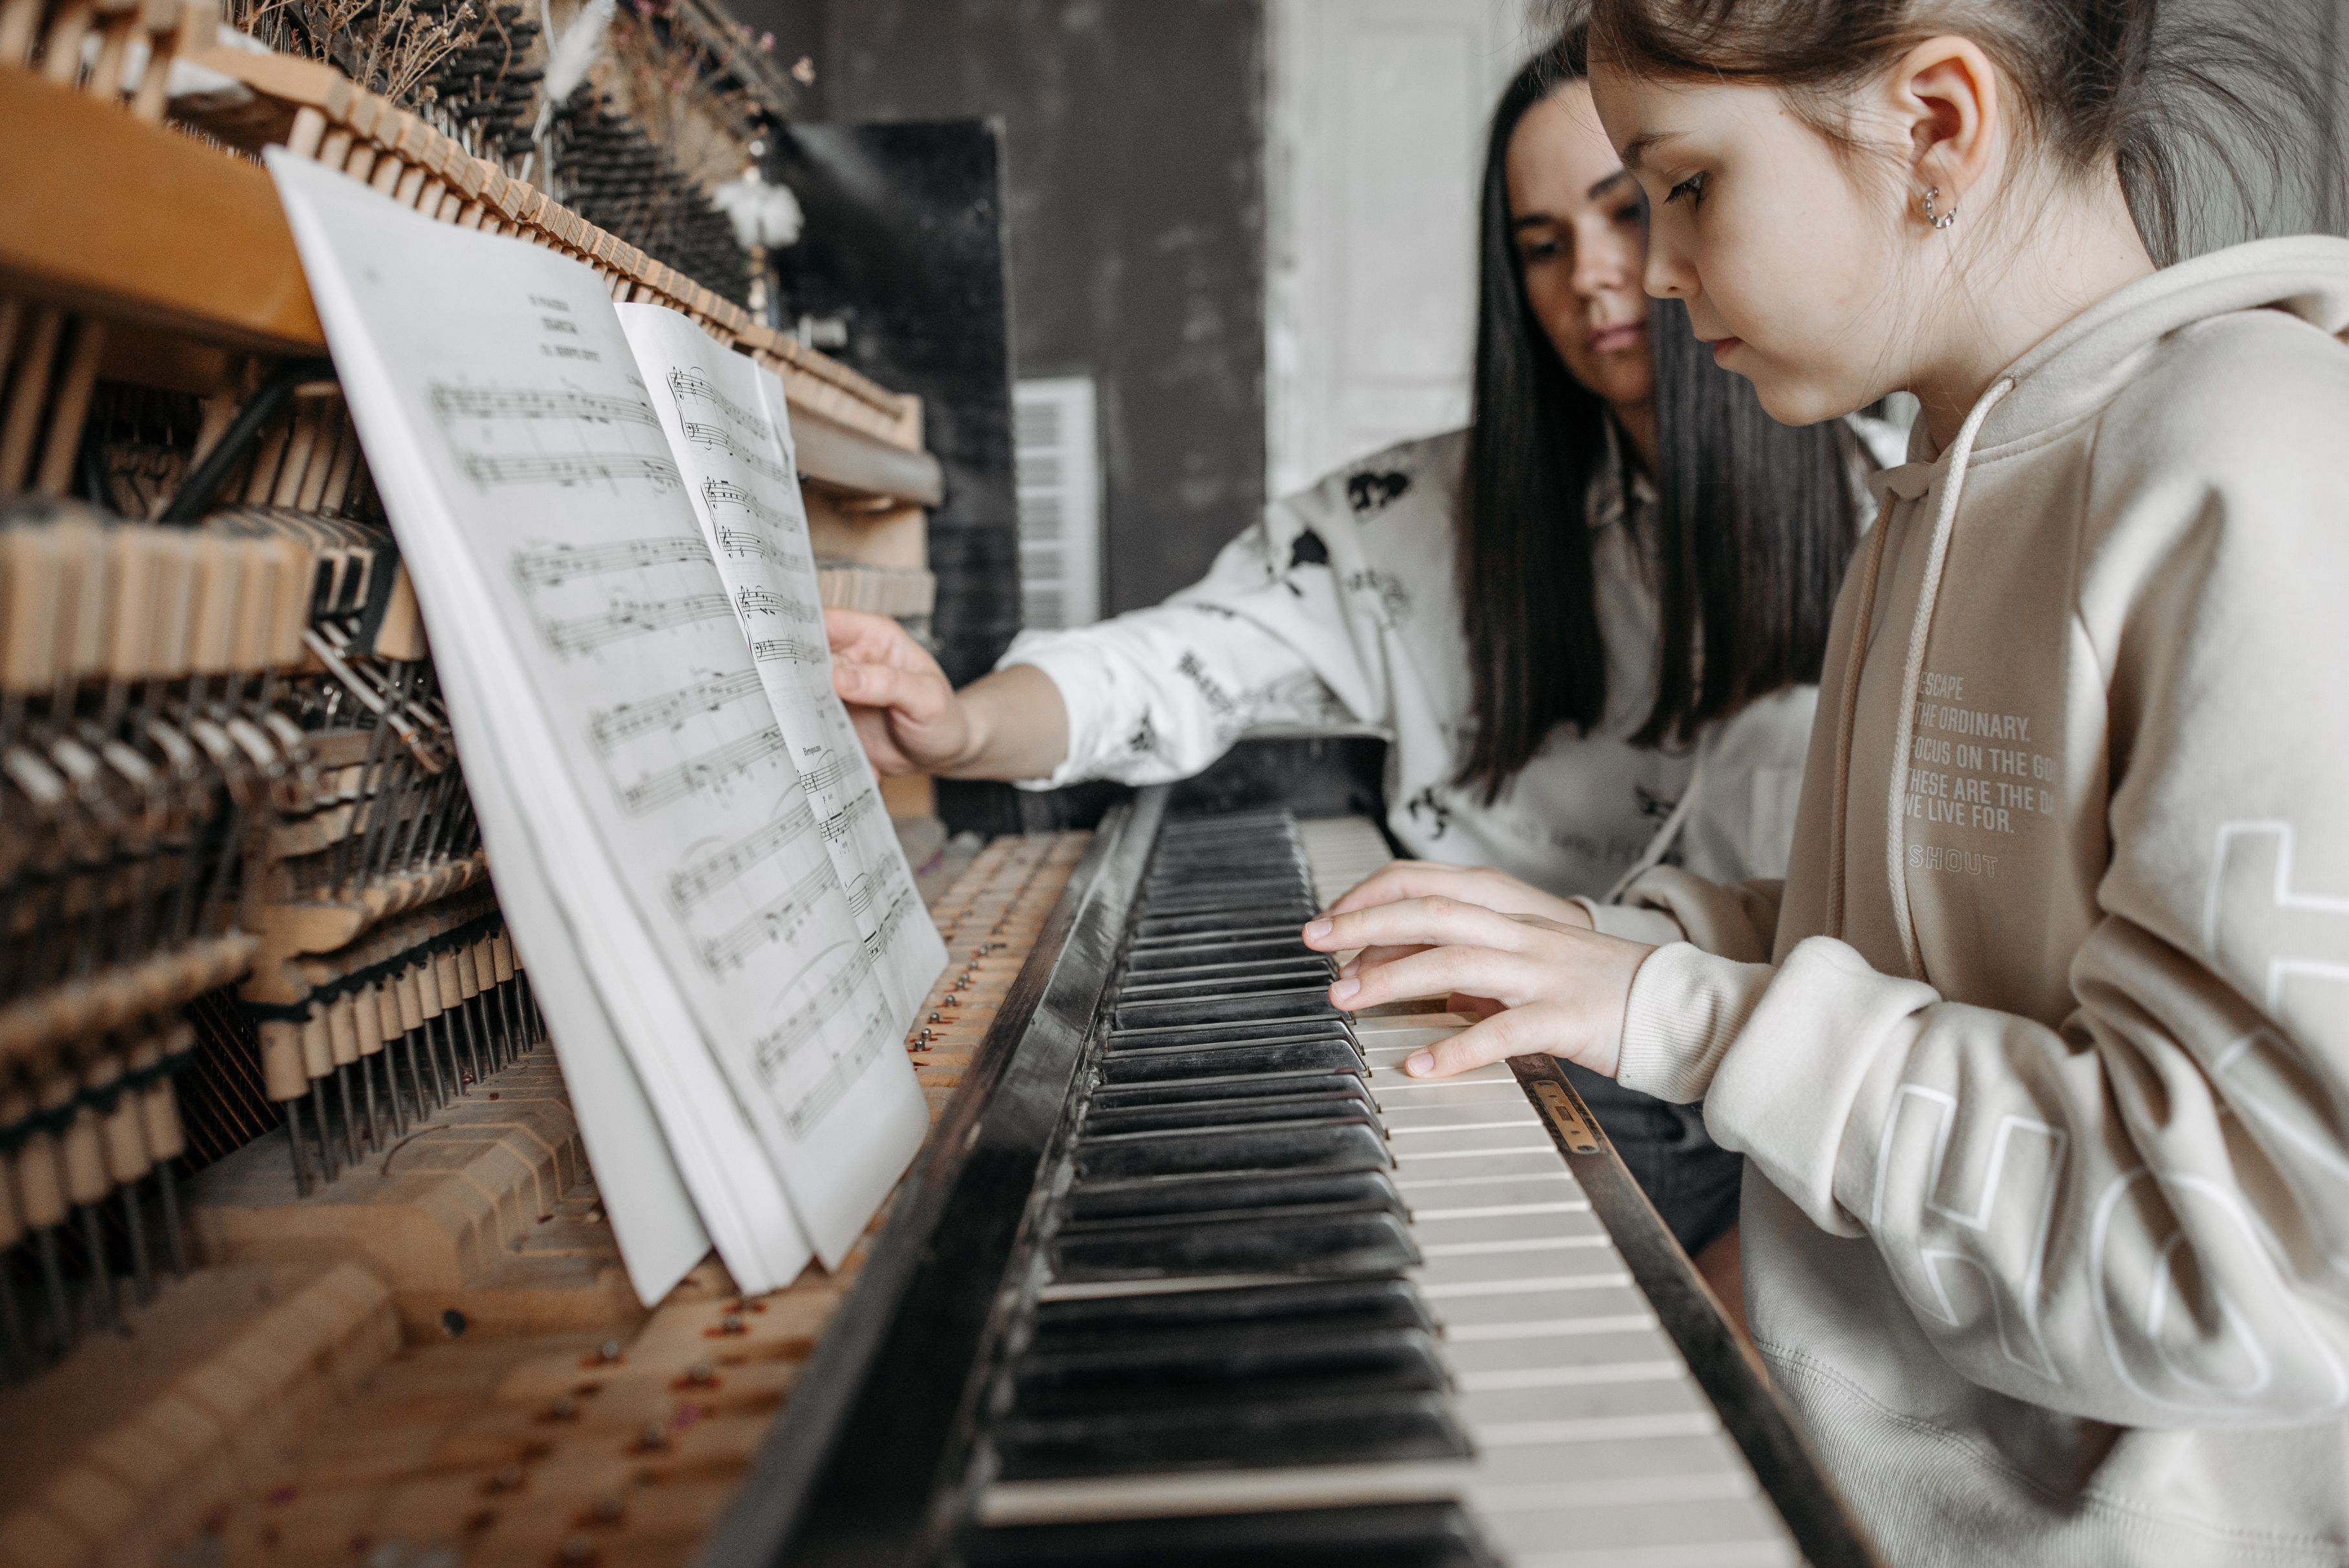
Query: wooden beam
0 65 326 355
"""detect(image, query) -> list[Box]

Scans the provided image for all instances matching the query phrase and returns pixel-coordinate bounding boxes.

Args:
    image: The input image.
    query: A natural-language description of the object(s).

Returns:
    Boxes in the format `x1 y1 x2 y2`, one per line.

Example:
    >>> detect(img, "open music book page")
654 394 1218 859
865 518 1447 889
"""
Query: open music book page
268 151 942 1291
616 304 946 1253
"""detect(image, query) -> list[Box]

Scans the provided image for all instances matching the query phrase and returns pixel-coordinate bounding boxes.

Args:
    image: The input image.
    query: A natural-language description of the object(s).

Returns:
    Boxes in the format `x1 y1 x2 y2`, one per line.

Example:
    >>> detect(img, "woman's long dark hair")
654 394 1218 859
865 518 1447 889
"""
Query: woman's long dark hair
1454 34 1860 801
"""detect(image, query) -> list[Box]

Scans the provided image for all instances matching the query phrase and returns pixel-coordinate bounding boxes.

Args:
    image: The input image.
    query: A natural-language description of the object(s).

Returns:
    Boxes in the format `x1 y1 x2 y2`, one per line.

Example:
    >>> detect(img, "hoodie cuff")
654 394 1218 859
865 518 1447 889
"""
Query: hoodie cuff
995 631 1112 790
1572 897 1688 948
1614 942 1773 1105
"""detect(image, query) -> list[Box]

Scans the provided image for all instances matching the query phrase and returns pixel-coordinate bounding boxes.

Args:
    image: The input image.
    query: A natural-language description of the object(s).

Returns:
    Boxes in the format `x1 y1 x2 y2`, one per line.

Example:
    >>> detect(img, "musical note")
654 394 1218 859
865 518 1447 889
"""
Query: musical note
699 862 833 973
430 383 659 429
512 535 710 589
589 669 765 754
679 421 791 484
668 368 774 442
752 635 825 666
667 798 818 915
617 725 789 814
817 789 881 851
734 585 820 622
458 451 682 492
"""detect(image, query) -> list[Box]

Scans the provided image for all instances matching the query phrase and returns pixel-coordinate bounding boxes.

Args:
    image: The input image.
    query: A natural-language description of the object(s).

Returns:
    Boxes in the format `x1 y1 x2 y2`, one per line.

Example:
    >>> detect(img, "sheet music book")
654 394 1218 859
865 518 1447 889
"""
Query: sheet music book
268 151 948 1303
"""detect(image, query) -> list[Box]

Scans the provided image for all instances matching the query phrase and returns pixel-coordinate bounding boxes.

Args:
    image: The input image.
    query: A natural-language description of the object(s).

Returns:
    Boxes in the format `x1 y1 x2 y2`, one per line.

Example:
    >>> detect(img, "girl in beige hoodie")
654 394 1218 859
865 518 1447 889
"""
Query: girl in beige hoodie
1306 3 2349 1564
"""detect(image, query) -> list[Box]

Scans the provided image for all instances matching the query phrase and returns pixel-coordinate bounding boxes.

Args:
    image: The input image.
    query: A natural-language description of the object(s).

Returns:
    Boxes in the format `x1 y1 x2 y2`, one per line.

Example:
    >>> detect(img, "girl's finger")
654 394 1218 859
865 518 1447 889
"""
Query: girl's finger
1330 943 1538 1013
1341 942 1430 979
1397 1004 1565 1079
1326 862 1465 915
1305 896 1527 959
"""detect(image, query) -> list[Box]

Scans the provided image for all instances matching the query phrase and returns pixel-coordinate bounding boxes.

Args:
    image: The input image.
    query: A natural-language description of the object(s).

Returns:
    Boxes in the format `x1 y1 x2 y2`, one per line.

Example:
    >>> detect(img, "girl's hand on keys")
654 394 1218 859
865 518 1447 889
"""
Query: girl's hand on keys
1322 860 1592 981
1301 897 1650 1079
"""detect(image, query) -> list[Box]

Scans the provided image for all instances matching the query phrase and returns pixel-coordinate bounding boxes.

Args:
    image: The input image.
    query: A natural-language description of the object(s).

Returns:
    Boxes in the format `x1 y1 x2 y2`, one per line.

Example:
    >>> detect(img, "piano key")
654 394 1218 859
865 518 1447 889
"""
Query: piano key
1114 984 1343 1029
1074 1119 1390 1181
1109 1017 1361 1054
1051 1207 1419 1282
1030 1278 1437 1342
1088 1068 1376 1110
1066 1168 1408 1224
1010 1324 1451 1416
1081 1088 1385 1136
990 1388 1474 1481
1100 1037 1366 1084
963 1499 1500 1568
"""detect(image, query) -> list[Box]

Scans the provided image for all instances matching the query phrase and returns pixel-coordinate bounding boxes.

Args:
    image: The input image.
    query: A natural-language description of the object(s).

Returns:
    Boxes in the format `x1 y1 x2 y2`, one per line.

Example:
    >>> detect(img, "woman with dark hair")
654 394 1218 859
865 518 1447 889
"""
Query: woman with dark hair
827 32 1890 1269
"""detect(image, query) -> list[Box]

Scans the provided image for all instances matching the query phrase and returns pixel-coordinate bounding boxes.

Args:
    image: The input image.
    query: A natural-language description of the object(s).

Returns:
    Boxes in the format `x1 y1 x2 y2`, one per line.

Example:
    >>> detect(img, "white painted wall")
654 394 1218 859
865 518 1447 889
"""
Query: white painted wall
1266 0 1550 499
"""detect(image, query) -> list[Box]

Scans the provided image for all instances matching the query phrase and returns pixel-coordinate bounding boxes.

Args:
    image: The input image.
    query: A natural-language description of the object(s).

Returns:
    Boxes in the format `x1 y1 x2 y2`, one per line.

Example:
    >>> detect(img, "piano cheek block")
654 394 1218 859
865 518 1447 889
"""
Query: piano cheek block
1072 1119 1391 1182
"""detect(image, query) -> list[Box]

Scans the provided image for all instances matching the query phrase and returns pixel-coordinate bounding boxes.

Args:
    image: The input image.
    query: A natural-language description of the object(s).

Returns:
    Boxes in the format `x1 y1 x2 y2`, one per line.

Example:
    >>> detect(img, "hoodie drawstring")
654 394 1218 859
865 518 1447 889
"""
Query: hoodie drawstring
1827 377 2015 977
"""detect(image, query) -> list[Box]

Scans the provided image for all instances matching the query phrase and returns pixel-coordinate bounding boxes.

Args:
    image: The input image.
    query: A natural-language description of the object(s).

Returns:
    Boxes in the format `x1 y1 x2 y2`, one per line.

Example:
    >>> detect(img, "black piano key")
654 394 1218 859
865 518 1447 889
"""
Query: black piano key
1086 1068 1372 1110
1123 935 1317 969
1134 913 1315 942
1030 1277 1438 1343
1079 1088 1375 1136
961 1502 1500 1568
1048 1207 1419 1282
1114 961 1337 998
1107 1017 1359 1053
1113 985 1341 1030
1074 1119 1388 1183
1064 1167 1407 1225
1100 1037 1365 1084
1010 1324 1449 1416
1132 882 1315 906
988 1389 1473 1479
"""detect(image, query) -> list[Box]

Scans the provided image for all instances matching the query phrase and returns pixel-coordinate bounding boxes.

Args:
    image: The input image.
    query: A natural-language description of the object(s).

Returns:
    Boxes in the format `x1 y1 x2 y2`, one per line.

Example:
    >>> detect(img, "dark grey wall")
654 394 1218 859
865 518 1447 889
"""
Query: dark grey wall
735 0 1267 615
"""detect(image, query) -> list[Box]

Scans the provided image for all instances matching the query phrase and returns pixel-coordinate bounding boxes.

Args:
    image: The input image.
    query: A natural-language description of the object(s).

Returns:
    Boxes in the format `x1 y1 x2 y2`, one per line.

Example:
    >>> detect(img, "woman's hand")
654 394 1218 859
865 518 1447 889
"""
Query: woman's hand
1324 860 1592 982
1302 896 1652 1080
827 608 973 775
827 609 1073 780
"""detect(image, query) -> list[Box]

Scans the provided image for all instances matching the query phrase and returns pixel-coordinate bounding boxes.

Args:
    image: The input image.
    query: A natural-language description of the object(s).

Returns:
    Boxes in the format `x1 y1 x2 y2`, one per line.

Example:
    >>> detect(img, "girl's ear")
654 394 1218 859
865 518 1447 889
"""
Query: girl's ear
1887 35 2002 211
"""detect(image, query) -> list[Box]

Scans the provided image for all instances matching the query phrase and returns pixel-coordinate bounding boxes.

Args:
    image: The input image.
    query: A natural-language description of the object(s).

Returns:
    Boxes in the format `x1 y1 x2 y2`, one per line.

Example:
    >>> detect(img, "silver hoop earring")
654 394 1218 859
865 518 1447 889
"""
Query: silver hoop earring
1922 185 1958 229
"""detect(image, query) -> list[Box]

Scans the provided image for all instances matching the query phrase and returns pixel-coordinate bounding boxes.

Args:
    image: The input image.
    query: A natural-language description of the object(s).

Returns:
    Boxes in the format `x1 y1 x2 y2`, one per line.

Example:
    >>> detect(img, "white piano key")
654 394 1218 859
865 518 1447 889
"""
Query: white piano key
1442 1328 1675 1374
1482 1496 1799 1567
1457 1366 1717 1429
1425 1279 1657 1324
1410 1209 1608 1244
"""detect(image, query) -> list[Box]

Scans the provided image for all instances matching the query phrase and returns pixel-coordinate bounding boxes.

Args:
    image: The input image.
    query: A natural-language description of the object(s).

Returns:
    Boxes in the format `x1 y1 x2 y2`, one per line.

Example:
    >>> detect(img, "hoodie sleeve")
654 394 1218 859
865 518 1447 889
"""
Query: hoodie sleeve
1619 366 2349 1427
998 474 1392 790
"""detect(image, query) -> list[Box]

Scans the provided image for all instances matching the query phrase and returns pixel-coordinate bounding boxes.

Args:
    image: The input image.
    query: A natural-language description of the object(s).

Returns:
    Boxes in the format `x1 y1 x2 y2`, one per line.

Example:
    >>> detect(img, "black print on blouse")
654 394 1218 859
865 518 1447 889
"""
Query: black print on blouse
1175 651 1238 719
1126 715 1160 755
1347 470 1412 515
1633 783 1679 824
1345 567 1412 628
1406 785 1454 841
1188 602 1239 620
1289 530 1331 569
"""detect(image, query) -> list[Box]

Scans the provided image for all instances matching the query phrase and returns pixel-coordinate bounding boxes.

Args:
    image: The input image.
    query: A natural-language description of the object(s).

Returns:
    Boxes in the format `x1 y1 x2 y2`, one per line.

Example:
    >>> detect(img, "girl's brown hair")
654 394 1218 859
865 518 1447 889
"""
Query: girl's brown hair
1588 0 2332 265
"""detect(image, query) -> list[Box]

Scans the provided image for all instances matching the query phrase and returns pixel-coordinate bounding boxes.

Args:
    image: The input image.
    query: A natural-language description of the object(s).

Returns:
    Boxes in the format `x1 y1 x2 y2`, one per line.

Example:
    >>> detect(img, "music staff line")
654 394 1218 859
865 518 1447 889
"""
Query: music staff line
616 724 789 816
431 382 661 430
589 668 765 755
699 861 834 975
459 450 682 493
513 535 709 590
681 421 791 485
541 590 735 656
668 367 775 443
668 796 818 916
